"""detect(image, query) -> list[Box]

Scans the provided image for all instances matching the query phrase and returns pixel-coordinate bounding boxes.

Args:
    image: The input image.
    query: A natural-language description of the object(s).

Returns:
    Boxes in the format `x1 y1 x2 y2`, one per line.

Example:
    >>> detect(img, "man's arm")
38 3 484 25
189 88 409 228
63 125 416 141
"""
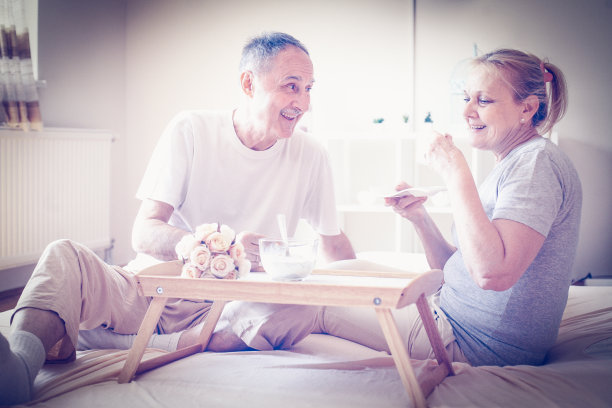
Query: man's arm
319 230 356 263
132 199 191 261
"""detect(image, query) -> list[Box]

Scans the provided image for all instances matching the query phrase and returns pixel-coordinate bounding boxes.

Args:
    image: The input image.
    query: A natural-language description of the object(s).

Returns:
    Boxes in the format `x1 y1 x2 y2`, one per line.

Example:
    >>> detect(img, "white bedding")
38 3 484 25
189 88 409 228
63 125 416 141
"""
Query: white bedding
2 285 611 408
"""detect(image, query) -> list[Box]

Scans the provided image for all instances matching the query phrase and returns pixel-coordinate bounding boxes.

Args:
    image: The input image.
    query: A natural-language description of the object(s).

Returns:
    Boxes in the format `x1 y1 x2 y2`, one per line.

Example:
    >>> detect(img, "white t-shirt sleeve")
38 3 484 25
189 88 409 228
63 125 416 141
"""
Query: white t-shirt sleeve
136 113 195 209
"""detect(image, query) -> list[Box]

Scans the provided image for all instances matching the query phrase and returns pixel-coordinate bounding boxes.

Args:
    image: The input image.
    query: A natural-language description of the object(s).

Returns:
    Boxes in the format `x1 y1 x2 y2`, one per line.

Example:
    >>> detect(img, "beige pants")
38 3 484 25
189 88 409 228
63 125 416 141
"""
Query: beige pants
12 240 318 355
14 240 467 362
315 294 469 363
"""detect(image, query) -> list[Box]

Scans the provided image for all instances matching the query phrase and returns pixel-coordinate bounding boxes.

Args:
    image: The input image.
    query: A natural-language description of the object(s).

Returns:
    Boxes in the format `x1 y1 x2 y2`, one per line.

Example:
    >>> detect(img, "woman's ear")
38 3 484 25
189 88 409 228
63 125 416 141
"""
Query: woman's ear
522 94 540 121
240 71 255 97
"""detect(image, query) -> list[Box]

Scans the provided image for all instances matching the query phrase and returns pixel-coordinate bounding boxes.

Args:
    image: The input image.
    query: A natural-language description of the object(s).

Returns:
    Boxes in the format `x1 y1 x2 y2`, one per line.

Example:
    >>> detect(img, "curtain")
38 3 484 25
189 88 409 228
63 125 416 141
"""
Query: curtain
0 0 41 131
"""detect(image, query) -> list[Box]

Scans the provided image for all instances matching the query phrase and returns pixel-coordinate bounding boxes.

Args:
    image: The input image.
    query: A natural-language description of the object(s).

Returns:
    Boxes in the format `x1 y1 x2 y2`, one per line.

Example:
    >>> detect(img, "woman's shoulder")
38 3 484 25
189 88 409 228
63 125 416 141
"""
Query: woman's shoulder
509 137 576 172
498 137 581 199
508 137 582 199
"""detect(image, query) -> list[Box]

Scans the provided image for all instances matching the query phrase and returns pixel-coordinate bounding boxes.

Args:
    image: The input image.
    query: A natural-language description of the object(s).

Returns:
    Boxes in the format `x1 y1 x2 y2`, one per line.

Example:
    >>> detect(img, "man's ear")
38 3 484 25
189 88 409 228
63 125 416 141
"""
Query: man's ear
522 94 540 121
240 71 255 97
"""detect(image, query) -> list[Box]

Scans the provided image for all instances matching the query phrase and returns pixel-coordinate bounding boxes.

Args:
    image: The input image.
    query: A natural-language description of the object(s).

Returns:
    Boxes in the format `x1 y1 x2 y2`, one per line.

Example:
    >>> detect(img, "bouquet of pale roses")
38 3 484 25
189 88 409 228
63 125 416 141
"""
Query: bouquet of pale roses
175 223 251 280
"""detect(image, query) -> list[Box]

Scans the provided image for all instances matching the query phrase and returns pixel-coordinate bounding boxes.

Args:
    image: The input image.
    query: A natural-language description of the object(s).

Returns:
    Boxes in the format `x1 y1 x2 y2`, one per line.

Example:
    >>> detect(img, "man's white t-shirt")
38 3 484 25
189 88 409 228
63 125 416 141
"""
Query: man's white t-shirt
128 109 340 270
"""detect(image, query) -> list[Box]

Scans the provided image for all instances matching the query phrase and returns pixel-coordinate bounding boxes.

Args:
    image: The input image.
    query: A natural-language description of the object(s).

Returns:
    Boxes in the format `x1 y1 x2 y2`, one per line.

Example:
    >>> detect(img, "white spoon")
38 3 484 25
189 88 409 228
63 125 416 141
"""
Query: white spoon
277 214 290 255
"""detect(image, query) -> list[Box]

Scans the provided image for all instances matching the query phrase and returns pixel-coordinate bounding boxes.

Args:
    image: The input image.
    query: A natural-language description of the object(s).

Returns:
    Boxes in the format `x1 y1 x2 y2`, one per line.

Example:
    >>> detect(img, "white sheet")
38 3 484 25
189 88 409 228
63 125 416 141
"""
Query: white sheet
2 285 611 408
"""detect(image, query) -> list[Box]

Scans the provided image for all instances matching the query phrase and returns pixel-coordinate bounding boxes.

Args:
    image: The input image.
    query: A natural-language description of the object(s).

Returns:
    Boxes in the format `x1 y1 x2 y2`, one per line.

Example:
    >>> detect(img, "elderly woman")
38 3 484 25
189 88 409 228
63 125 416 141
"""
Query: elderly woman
321 49 582 367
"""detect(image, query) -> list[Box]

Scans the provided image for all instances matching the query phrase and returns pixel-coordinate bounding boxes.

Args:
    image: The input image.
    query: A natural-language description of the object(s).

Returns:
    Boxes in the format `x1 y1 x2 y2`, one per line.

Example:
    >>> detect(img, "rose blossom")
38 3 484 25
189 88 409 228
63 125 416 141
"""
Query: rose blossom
229 242 246 261
190 245 212 271
194 223 218 243
181 263 202 279
205 231 232 253
175 234 200 261
210 254 235 278
219 224 236 245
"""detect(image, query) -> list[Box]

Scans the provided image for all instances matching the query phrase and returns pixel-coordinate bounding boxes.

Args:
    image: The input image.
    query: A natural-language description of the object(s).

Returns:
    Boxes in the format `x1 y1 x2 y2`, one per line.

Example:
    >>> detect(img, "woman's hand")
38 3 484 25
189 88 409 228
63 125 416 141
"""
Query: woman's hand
385 181 456 269
384 181 429 223
235 231 266 272
425 131 464 181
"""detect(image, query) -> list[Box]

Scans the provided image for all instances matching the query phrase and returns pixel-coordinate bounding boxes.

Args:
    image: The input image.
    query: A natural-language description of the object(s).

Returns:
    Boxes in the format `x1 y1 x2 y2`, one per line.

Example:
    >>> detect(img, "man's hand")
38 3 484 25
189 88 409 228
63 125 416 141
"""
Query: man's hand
236 231 266 272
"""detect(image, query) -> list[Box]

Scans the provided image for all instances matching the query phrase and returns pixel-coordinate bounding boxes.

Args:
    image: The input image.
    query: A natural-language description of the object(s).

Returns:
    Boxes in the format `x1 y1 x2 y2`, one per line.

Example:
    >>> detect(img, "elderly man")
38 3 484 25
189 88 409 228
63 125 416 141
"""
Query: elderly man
0 32 355 405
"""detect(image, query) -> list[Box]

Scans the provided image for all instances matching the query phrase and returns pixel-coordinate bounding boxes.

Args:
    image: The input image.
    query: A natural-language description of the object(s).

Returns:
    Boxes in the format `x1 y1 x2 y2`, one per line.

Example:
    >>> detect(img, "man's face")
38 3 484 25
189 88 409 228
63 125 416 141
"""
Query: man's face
250 46 314 143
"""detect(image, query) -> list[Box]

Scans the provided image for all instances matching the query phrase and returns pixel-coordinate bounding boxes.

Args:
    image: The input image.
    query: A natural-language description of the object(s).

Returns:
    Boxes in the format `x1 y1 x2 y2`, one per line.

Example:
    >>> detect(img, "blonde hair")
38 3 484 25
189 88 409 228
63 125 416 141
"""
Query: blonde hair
473 49 568 134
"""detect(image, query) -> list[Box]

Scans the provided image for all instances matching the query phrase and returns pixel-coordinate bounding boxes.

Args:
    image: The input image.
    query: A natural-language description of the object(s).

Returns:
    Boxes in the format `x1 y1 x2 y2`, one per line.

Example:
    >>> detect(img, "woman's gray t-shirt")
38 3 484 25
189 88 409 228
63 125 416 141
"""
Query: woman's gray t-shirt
440 136 582 366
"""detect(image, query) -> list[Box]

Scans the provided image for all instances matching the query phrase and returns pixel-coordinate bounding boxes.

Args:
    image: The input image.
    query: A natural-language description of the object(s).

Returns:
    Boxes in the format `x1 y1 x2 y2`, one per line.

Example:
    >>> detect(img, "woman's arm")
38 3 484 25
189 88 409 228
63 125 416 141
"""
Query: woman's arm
428 134 545 291
412 212 457 270
386 182 456 270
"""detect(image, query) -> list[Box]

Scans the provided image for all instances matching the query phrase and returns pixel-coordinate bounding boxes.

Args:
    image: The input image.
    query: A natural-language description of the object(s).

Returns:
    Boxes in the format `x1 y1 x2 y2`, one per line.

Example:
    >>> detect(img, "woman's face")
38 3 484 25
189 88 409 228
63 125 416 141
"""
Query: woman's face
463 66 527 156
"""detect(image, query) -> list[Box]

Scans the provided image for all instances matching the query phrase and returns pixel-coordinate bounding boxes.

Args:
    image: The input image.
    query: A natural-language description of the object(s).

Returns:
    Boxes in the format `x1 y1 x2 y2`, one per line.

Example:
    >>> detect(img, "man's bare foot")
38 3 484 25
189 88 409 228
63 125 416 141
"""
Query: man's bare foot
45 335 76 364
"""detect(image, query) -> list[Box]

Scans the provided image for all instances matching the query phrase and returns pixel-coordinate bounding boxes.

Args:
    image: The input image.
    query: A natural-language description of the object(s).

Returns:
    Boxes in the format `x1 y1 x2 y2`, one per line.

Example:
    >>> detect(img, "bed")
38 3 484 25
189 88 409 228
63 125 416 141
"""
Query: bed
2 257 611 408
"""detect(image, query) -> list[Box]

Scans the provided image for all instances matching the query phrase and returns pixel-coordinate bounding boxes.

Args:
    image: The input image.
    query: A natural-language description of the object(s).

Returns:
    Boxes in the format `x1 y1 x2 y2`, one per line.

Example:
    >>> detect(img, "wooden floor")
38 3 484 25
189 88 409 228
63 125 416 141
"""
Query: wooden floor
0 287 22 313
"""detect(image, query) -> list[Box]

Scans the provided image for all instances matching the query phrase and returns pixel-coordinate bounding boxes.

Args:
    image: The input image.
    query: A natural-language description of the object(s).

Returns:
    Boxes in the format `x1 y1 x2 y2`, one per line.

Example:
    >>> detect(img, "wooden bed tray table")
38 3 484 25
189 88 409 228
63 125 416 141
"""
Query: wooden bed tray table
118 261 454 408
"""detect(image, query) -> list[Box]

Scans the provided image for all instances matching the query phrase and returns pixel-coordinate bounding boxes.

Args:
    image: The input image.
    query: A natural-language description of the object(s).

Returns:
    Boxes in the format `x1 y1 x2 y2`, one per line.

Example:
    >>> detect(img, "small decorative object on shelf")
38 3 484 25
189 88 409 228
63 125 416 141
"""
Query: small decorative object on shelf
372 117 385 124
175 223 251 280
424 112 433 123
402 114 410 124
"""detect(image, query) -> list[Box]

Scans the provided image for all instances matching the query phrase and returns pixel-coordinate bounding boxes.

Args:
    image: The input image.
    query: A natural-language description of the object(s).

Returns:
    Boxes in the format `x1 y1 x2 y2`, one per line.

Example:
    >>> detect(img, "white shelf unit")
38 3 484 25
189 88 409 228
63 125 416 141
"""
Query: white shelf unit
320 125 494 256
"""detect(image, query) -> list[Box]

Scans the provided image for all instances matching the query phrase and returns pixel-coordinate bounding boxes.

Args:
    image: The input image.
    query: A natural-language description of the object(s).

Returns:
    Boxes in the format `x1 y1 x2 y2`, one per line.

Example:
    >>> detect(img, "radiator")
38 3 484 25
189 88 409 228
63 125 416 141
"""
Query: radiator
0 128 113 270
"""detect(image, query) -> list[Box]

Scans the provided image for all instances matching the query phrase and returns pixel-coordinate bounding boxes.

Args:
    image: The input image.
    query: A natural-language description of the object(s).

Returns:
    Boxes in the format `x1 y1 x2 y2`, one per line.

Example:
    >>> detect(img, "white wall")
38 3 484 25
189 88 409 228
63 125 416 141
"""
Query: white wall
123 0 414 261
5 0 610 291
36 0 130 266
122 0 612 279
2 0 414 291
414 0 612 278
0 0 127 291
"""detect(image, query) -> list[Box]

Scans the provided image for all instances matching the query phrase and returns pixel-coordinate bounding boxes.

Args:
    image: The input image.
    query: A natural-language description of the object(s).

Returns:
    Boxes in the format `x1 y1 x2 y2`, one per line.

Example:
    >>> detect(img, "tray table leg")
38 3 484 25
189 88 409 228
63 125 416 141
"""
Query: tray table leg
415 293 454 376
118 296 168 383
375 307 427 408
132 300 229 376
196 300 227 351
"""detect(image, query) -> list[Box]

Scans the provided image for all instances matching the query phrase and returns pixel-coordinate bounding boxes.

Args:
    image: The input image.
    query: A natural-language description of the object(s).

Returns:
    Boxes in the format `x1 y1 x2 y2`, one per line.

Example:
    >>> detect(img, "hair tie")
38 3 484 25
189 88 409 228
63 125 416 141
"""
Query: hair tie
540 61 553 83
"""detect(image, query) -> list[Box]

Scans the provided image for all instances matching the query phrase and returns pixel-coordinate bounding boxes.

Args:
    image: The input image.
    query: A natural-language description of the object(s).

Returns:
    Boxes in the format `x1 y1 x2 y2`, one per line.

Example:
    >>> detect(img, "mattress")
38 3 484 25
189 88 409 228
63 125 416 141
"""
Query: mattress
1 285 611 408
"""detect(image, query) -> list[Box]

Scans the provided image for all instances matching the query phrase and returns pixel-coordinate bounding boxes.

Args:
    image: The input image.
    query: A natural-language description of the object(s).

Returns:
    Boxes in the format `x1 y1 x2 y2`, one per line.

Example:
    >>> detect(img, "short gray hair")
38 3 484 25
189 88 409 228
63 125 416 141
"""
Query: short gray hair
239 32 309 74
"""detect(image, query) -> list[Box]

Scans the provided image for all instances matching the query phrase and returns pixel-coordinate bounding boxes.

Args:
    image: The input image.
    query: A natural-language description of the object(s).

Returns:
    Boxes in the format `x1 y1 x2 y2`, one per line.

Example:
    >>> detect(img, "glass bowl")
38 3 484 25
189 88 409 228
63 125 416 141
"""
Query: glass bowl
259 238 318 281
